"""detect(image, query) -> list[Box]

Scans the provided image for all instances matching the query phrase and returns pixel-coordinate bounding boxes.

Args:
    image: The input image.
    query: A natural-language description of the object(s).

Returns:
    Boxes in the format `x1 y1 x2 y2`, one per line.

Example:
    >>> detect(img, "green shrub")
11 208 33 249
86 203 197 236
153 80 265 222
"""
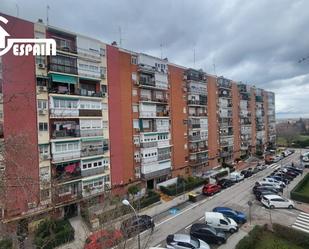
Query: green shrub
273 223 309 247
236 225 265 249
160 177 207 196
0 238 12 249
255 151 263 157
290 173 309 203
34 219 74 249
128 185 140 196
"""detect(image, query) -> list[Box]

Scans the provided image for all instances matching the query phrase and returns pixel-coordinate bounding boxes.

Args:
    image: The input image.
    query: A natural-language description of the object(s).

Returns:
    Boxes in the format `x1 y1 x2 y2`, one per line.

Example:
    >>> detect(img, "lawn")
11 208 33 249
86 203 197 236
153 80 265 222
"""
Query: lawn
255 231 304 249
298 175 309 196
291 173 309 203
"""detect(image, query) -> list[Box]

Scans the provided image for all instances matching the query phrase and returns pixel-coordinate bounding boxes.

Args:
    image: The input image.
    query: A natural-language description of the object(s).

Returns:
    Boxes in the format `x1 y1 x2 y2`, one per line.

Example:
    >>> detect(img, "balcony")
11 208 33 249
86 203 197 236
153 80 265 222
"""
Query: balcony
49 63 78 75
189 157 208 165
158 153 171 161
220 150 233 157
140 95 168 104
189 146 208 154
54 182 82 205
53 162 81 183
81 167 106 177
188 100 207 106
81 147 104 157
52 129 80 139
156 110 170 117
51 121 80 139
189 124 201 129
79 109 102 117
185 69 206 82
218 78 232 89
189 135 202 141
256 96 263 102
141 141 158 148
52 151 81 163
50 109 79 118
80 129 103 137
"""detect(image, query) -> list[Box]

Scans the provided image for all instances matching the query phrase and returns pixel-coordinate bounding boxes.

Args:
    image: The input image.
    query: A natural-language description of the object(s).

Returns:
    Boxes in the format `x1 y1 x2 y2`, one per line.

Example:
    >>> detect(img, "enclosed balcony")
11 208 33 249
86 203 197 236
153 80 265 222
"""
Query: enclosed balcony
51 120 80 139
54 182 82 204
185 69 207 82
217 77 232 89
219 88 232 98
189 141 208 154
53 161 81 182
48 28 77 54
140 89 168 104
139 72 155 87
81 139 108 157
189 153 208 165
48 73 78 95
158 147 171 161
49 55 78 75
78 79 105 97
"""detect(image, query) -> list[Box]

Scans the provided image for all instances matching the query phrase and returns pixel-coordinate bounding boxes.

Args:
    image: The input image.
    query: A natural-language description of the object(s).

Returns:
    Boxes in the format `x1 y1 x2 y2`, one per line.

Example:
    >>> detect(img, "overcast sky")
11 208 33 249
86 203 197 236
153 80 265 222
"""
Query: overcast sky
1 0 309 119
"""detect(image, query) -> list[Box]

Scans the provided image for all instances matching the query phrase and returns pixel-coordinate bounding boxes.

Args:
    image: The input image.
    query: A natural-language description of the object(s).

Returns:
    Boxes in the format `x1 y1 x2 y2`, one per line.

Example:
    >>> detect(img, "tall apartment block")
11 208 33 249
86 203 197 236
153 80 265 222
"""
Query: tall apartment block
0 13 276 227
0 14 110 224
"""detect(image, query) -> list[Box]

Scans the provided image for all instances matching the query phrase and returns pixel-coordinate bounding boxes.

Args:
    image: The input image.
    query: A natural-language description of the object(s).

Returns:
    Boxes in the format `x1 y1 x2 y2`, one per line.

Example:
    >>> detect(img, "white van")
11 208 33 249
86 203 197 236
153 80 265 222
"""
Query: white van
229 172 244 182
205 212 238 233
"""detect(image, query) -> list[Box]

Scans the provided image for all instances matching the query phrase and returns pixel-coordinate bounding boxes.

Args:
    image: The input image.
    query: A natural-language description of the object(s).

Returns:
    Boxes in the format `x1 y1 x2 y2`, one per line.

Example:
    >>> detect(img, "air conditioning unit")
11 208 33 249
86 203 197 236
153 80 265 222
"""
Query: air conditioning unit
39 109 46 115
27 202 37 209
42 154 50 160
38 63 46 69
39 86 47 92
102 93 106 97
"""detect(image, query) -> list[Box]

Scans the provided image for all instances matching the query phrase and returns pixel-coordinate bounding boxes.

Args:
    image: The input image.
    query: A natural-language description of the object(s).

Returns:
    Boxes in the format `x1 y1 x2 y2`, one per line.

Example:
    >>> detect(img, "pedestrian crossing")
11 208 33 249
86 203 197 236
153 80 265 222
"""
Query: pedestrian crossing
292 212 309 234
268 163 281 170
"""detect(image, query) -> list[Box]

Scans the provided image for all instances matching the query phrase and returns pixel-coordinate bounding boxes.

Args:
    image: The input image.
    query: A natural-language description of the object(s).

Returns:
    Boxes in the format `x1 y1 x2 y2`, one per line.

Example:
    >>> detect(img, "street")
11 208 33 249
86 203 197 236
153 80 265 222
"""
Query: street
124 151 305 249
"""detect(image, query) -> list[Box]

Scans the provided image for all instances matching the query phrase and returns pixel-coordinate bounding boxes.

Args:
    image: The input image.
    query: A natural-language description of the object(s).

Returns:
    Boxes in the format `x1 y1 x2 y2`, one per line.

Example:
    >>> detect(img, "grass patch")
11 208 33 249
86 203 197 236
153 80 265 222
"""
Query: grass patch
291 173 309 203
255 231 303 249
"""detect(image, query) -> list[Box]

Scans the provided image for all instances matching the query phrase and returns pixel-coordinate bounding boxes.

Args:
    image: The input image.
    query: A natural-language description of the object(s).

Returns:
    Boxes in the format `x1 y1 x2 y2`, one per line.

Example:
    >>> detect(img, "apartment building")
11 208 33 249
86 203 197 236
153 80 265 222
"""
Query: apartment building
1 14 110 224
0 13 276 226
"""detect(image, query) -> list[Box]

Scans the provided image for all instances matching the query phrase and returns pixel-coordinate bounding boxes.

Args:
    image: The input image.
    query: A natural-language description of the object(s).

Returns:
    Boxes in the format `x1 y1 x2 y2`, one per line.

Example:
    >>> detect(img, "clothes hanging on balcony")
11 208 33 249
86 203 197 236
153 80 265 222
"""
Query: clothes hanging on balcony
65 163 76 174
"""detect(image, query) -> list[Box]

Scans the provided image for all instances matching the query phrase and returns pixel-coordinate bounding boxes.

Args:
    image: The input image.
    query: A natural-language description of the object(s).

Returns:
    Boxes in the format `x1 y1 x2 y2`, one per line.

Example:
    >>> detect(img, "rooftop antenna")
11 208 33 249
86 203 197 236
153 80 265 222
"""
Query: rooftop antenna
118 26 123 47
213 57 216 75
193 47 196 68
15 3 19 17
46 5 50 26
160 43 163 59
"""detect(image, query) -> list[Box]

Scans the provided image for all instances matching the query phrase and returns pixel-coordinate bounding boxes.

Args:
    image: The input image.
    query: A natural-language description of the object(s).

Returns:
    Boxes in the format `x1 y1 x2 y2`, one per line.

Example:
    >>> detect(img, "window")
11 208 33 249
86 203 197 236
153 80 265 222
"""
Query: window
131 56 137 65
102 103 108 111
132 105 138 112
37 77 48 86
100 48 106 56
220 219 228 225
38 100 47 110
132 89 137 96
40 189 50 201
39 144 49 156
39 122 48 131
133 119 139 129
36 56 45 65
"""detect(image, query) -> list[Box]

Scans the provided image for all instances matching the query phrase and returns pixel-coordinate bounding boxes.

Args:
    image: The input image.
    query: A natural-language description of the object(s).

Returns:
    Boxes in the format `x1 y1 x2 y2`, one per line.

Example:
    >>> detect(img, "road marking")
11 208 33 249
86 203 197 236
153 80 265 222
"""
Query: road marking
292 212 309 234
155 244 161 247
185 224 192 230
199 216 204 221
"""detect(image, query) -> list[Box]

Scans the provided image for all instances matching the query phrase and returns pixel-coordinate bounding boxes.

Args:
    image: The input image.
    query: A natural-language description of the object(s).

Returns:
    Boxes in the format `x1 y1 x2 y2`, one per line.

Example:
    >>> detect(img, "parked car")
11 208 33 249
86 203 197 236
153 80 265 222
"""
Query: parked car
217 179 234 189
273 172 294 181
120 215 154 238
256 164 267 171
268 175 290 185
249 167 260 174
212 207 247 224
255 181 283 192
285 166 303 174
261 195 294 209
241 170 253 178
252 185 280 195
202 184 221 196
280 169 298 178
166 234 210 249
262 177 286 188
205 212 238 233
229 172 245 182
84 229 123 249
255 190 278 201
190 223 226 245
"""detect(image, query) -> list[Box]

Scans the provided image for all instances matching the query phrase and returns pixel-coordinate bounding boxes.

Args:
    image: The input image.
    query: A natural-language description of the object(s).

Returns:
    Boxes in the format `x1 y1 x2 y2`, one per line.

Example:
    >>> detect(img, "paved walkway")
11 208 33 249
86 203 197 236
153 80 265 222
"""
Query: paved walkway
56 216 90 249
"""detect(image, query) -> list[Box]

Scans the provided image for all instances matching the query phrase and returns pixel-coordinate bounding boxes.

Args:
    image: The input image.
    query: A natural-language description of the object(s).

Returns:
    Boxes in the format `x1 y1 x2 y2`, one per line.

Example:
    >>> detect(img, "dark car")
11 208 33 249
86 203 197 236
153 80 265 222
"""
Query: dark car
190 223 226 245
282 170 298 178
241 170 253 178
212 207 247 224
120 215 154 238
217 179 234 189
273 172 294 181
252 185 280 195
284 167 303 175
249 167 259 174
255 190 278 201
202 184 221 196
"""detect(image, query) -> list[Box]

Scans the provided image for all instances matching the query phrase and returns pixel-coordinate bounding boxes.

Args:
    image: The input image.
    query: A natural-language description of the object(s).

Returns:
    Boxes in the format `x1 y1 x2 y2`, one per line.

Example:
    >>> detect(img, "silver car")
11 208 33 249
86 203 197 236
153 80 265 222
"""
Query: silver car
166 234 210 249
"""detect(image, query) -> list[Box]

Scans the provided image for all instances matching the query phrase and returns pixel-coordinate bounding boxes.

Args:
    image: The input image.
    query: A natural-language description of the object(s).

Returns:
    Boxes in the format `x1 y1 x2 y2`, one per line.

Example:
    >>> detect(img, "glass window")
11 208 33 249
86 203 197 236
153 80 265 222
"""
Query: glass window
39 122 48 131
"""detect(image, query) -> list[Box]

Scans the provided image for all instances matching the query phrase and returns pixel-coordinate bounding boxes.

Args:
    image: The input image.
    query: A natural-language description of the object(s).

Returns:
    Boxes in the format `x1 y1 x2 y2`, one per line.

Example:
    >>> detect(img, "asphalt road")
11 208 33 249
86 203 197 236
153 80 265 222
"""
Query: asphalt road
124 151 304 249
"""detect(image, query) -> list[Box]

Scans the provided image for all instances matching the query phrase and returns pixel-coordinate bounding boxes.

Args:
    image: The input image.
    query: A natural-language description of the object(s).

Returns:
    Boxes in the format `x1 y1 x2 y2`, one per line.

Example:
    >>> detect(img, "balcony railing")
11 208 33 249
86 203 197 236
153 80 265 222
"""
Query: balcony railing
188 100 207 106
54 167 82 182
158 154 171 161
79 109 102 117
140 96 168 104
189 157 208 165
156 111 170 117
81 167 106 177
140 141 158 148
189 147 208 153
80 129 103 137
49 63 78 75
81 147 104 157
189 135 201 141
52 129 80 139
220 151 233 157
52 151 81 163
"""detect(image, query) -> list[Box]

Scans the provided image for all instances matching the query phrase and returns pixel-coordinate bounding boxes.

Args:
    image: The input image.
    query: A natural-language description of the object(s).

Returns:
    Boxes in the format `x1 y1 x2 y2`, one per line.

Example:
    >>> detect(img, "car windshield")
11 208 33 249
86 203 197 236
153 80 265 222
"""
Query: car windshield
191 237 200 248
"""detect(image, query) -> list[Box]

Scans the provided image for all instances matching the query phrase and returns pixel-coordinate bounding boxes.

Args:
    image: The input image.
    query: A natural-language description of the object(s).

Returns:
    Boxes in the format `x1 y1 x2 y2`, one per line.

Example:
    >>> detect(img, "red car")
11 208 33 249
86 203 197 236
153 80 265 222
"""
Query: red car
84 229 123 249
202 183 221 196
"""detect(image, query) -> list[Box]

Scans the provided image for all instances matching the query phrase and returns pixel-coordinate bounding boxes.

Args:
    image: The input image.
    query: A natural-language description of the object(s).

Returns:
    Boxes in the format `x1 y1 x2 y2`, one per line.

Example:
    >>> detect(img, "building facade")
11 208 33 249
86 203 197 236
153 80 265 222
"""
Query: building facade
0 13 276 224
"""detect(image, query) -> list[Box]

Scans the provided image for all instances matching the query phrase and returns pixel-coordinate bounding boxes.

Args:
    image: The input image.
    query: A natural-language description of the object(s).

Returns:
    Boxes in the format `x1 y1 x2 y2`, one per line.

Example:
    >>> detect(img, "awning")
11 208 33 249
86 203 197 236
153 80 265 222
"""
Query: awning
50 73 77 84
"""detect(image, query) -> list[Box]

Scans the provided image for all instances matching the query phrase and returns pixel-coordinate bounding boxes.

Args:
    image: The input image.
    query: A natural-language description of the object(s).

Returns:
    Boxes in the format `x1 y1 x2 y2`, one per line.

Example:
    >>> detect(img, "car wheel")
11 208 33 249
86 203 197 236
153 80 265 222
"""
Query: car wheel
217 240 223 245
229 228 236 233
288 205 294 209
270 205 275 209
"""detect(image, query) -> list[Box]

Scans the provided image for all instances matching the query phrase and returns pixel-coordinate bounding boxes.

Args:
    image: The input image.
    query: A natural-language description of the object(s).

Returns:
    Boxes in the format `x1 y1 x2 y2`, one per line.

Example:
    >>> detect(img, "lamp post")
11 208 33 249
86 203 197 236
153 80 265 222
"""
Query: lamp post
122 199 141 249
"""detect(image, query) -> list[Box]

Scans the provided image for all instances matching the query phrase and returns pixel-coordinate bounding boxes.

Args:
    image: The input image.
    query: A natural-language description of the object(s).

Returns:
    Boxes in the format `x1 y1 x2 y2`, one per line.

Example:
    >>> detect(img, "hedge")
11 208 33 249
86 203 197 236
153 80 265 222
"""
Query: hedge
273 223 309 248
0 238 12 249
235 225 266 249
290 173 309 203
34 219 74 249
97 191 160 224
160 177 207 196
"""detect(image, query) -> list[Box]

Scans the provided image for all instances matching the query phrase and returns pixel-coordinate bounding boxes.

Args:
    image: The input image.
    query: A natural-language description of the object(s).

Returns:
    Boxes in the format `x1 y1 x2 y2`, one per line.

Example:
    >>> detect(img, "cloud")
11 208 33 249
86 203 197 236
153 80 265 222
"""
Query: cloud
1 0 309 118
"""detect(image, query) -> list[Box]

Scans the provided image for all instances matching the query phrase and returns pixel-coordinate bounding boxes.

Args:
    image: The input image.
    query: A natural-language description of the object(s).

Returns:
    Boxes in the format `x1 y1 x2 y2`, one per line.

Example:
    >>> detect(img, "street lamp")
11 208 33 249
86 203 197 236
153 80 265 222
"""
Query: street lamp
122 199 141 249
